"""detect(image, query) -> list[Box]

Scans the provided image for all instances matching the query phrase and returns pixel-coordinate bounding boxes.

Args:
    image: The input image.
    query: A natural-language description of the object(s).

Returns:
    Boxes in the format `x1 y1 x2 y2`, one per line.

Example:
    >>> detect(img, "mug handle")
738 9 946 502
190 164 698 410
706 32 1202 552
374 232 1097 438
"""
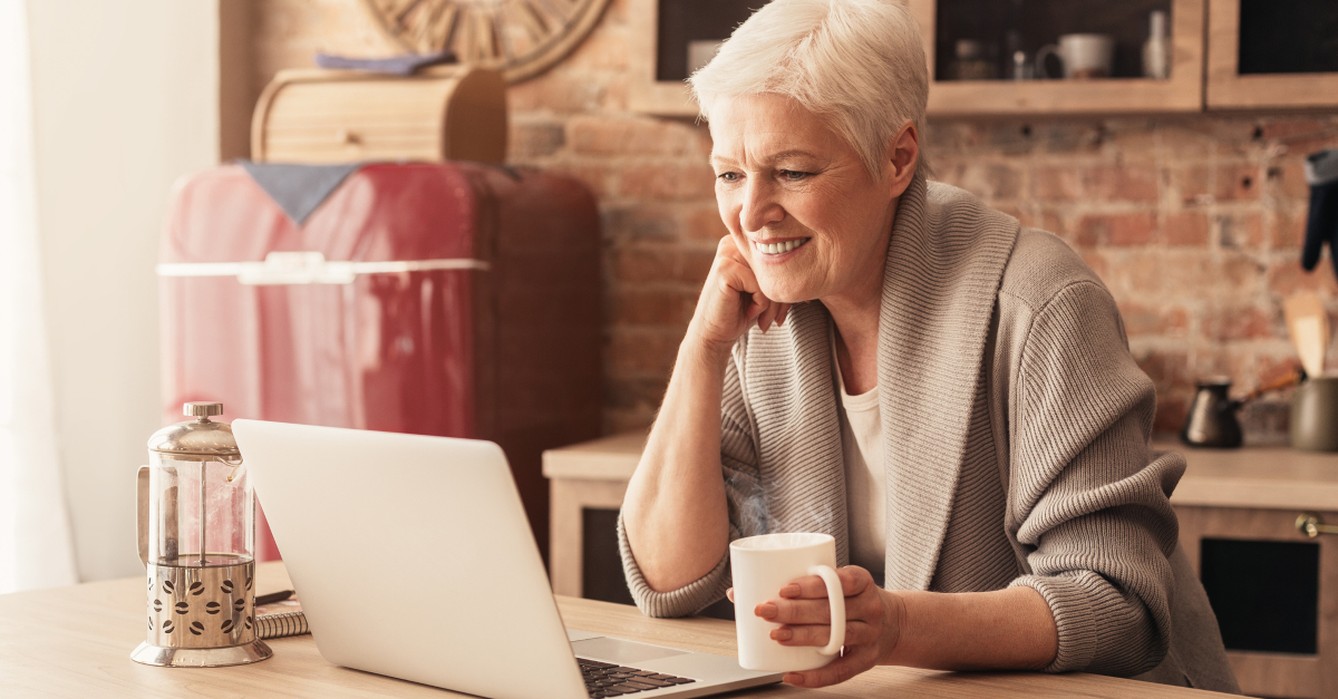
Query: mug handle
1034 43 1061 79
808 565 846 657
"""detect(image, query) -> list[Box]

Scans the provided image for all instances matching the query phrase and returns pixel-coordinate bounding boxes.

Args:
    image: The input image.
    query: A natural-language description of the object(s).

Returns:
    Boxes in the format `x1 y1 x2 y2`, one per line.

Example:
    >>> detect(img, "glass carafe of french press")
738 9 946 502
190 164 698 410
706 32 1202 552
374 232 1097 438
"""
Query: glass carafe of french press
131 401 272 667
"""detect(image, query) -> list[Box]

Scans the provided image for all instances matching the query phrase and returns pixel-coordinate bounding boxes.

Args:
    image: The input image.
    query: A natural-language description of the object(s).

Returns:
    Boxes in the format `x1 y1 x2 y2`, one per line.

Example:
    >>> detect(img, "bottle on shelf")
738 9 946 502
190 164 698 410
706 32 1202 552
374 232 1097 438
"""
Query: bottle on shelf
1142 10 1170 79
1001 30 1028 80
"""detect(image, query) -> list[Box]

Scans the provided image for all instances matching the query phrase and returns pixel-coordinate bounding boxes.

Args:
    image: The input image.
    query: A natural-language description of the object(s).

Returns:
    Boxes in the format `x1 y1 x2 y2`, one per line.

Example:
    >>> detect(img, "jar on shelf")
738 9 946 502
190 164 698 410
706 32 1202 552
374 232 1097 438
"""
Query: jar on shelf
949 39 996 81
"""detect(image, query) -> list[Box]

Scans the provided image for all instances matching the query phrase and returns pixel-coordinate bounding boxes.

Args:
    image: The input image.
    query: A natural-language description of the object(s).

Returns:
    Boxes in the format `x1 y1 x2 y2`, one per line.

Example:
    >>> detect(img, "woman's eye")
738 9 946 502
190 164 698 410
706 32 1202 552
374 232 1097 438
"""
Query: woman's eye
779 170 812 181
716 171 741 183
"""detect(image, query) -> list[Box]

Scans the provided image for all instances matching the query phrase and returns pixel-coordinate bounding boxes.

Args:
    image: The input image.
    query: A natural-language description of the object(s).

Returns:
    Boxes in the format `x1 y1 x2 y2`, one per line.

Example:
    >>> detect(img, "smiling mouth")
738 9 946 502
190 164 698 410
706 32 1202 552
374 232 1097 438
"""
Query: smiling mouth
753 238 811 255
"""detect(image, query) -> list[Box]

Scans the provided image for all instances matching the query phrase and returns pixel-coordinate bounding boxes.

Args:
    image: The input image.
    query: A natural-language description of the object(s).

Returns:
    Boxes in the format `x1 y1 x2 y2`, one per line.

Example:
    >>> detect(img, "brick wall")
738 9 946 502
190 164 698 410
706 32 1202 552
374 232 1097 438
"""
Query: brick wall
248 0 1338 442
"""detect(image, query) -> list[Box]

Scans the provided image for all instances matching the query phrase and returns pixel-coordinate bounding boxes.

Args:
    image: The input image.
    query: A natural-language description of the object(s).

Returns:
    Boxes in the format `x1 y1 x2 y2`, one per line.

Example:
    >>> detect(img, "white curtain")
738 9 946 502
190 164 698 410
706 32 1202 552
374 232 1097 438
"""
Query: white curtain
0 0 78 593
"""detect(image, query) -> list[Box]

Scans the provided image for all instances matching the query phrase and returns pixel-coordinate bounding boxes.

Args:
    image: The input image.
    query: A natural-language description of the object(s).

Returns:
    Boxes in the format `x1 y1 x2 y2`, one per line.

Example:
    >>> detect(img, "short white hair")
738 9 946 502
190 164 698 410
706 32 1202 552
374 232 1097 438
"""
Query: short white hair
689 0 928 178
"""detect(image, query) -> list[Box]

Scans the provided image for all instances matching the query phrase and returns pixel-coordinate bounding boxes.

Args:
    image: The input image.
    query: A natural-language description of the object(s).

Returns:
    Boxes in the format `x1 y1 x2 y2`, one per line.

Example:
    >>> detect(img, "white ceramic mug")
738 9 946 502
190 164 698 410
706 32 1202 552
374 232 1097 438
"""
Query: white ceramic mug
1037 33 1114 79
729 532 846 672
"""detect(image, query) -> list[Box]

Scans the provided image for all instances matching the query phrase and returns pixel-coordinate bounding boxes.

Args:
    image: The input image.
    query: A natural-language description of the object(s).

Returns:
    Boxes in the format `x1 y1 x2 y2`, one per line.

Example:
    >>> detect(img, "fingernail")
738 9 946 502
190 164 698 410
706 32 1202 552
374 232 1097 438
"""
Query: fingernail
783 673 805 686
770 627 792 641
780 583 801 597
756 603 777 619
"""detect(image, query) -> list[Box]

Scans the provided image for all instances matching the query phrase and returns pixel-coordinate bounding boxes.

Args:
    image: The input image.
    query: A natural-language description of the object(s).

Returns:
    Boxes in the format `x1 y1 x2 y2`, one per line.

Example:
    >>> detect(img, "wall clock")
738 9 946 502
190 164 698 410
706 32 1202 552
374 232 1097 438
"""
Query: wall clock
362 0 612 83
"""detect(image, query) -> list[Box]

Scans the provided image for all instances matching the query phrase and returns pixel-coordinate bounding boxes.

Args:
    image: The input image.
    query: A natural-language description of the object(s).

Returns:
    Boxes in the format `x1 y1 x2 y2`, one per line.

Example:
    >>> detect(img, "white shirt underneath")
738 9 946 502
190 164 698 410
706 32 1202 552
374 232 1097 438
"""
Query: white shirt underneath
835 352 887 576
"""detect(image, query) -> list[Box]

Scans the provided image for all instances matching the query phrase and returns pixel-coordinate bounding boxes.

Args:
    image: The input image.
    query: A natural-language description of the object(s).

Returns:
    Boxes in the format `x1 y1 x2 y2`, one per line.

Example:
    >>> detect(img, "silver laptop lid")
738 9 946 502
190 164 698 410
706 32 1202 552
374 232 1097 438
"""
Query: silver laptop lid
233 420 588 699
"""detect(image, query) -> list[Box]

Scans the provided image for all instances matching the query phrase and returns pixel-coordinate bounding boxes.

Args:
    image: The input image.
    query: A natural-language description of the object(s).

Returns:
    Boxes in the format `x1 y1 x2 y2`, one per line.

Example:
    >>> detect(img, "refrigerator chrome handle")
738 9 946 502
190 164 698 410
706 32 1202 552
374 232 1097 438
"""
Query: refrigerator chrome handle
157 252 490 285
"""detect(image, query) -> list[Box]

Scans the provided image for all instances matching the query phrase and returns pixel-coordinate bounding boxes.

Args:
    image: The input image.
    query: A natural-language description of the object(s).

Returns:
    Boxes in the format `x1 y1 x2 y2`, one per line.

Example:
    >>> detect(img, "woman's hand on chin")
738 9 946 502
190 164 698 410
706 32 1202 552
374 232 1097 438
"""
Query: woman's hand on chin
687 236 791 356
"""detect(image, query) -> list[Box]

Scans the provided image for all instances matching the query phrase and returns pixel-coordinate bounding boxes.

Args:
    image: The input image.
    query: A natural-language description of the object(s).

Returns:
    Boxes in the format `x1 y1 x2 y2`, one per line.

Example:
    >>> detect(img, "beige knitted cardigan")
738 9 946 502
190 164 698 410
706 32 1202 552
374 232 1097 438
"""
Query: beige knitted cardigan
618 171 1237 692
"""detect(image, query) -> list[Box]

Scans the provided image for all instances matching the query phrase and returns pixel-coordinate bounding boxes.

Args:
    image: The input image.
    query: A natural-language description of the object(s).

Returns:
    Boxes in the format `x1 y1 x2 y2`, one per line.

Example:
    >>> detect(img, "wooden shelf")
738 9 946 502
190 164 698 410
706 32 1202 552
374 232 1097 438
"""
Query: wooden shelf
630 0 1338 119
910 0 1205 117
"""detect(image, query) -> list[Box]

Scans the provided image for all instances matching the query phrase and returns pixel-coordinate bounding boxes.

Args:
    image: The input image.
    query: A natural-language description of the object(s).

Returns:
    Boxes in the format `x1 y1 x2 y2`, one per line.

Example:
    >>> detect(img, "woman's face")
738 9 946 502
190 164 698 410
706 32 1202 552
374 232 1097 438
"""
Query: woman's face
709 93 906 309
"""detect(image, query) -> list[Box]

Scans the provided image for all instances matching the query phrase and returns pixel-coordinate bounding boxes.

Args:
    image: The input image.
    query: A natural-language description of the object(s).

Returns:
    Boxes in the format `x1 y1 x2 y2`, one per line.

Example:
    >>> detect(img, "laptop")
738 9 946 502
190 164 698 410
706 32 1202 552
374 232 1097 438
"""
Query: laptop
232 419 782 699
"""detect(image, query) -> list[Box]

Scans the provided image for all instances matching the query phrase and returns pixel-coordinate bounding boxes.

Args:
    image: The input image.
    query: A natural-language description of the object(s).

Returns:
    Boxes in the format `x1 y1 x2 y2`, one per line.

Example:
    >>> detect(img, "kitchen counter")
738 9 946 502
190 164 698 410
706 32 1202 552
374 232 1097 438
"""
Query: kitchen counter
545 430 1338 513
1157 441 1338 512
543 431 1338 596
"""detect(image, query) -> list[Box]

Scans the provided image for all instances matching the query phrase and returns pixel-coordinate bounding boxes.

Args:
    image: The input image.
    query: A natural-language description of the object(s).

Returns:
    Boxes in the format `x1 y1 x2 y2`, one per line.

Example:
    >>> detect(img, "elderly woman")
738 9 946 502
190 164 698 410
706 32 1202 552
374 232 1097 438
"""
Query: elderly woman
618 0 1239 693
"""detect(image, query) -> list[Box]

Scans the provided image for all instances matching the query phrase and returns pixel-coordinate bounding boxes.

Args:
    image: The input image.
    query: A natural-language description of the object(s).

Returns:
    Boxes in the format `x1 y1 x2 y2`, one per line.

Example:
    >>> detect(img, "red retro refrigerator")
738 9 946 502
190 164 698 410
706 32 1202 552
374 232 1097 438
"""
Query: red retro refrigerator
158 161 603 562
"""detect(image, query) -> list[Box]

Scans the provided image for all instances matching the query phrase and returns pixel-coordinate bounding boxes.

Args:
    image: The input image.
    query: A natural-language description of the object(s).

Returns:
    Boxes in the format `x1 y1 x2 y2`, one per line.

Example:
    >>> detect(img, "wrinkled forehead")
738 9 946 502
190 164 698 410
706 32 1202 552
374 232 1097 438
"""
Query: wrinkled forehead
707 93 848 163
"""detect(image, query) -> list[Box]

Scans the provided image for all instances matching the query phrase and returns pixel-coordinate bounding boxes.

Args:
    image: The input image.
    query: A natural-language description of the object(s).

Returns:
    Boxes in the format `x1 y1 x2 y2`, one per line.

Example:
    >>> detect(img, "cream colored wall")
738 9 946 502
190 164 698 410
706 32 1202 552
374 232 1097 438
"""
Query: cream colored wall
27 0 220 582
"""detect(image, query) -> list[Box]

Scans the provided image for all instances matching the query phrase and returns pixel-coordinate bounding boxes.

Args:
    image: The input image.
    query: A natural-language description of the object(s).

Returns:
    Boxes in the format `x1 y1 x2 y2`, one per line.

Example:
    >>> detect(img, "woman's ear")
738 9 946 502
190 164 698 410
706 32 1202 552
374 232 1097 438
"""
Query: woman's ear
885 121 919 198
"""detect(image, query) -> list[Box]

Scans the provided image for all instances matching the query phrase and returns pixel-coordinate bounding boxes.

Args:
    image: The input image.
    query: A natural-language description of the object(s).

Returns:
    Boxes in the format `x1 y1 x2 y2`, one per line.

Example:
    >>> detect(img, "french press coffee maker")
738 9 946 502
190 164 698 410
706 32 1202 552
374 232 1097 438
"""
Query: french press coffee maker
131 401 272 667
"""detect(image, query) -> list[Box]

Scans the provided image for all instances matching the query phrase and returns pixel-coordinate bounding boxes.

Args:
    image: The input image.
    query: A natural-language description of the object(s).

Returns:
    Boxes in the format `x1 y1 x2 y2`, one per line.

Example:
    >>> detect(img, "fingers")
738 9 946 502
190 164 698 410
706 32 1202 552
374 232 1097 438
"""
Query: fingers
699 235 791 339
750 567 894 689
720 237 786 330
692 236 778 346
771 618 882 647
754 295 787 333
782 566 876 600
761 594 877 628
753 293 791 333
758 565 887 645
756 597 831 626
758 568 875 626
782 644 879 688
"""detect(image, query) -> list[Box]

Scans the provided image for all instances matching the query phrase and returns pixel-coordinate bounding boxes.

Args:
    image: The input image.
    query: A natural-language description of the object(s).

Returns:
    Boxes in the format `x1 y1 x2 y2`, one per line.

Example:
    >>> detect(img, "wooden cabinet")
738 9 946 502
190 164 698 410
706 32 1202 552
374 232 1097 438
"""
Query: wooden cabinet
911 0 1204 116
628 0 754 116
630 0 1338 117
1172 444 1338 699
543 431 643 601
1176 506 1338 698
1205 0 1338 110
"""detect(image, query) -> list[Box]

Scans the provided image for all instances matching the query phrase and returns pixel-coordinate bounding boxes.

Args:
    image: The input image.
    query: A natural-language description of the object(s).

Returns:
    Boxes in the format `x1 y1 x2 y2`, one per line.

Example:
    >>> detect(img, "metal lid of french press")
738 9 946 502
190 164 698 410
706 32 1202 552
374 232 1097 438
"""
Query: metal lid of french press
147 401 239 459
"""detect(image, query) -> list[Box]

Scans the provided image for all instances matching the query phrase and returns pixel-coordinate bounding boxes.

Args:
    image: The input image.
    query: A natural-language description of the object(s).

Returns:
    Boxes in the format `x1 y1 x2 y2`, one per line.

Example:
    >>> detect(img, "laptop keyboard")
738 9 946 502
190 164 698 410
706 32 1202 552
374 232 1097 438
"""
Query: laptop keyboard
578 657 697 697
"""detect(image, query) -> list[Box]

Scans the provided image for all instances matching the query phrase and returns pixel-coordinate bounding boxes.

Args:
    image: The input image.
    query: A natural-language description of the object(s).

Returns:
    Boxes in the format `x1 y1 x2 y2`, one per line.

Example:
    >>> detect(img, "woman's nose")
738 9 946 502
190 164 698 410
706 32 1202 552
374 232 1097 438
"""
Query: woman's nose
739 180 784 233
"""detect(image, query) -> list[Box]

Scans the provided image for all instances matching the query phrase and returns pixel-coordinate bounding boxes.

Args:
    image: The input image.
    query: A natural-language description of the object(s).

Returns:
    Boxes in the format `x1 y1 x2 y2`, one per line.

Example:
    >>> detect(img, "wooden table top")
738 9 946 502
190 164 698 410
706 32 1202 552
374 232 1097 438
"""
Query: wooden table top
0 561 1241 698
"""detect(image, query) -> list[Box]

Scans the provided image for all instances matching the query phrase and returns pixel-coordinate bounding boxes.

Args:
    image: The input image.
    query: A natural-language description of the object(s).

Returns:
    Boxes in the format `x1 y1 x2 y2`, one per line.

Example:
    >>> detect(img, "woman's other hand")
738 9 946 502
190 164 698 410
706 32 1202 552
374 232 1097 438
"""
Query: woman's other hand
755 565 900 687
750 570 1058 684
688 236 790 355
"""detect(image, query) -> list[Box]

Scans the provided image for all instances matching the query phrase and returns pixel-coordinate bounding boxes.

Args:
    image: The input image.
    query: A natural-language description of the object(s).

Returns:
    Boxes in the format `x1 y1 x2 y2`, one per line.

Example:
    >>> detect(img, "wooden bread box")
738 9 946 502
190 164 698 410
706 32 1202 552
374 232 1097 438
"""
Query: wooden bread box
251 65 507 164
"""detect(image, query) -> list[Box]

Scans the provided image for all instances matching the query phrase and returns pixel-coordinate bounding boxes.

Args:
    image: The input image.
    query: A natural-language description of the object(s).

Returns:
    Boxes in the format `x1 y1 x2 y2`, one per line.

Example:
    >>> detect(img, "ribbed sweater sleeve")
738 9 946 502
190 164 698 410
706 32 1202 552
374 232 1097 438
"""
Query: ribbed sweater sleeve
618 308 846 618
617 513 732 618
616 346 760 618
1002 279 1183 675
